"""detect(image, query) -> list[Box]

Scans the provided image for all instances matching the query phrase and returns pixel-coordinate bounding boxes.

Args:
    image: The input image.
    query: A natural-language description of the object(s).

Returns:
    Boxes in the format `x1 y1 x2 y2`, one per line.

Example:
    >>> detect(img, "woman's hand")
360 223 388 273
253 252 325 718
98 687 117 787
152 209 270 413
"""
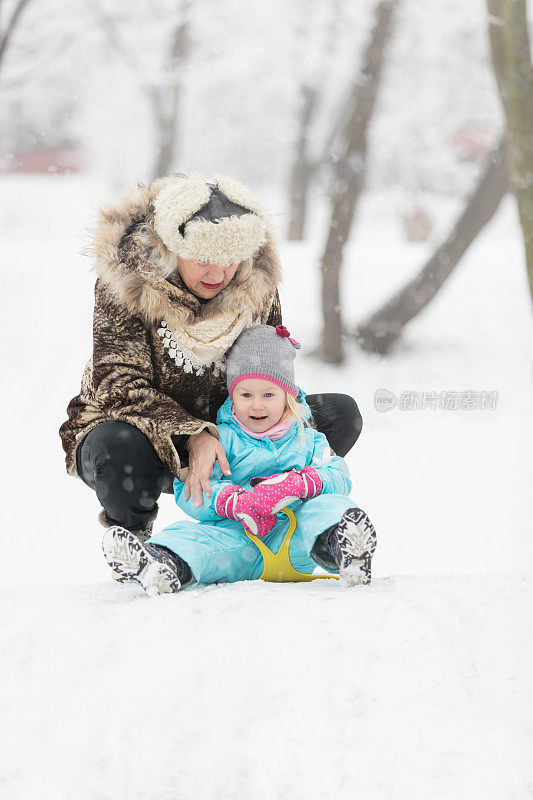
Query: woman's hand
183 429 232 508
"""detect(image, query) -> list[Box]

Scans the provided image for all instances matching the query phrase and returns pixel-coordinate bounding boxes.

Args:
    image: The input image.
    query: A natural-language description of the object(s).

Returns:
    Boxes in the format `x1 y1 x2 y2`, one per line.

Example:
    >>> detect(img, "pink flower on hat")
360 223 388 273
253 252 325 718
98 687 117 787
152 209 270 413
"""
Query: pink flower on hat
276 325 300 349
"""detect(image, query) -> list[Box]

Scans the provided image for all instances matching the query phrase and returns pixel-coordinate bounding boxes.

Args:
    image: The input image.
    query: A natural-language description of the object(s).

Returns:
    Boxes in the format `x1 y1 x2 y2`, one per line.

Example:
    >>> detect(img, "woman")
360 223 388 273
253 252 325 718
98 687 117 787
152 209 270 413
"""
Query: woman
59 172 363 541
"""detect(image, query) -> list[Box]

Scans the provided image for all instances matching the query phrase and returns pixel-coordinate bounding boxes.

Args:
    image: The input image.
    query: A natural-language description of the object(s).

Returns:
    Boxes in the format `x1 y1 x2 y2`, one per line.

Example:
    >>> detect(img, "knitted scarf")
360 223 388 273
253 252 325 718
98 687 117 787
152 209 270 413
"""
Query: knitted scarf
166 309 254 368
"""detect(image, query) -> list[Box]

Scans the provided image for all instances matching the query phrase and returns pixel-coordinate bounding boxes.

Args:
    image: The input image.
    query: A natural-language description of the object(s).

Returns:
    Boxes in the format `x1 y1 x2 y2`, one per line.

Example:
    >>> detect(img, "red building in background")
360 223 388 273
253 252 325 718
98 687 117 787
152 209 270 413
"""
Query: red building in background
0 147 84 174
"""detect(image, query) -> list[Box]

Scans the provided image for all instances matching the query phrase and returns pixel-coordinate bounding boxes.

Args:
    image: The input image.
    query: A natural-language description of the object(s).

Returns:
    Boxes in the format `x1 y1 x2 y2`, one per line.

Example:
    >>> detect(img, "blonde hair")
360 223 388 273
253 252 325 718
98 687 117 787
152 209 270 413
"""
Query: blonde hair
280 391 309 450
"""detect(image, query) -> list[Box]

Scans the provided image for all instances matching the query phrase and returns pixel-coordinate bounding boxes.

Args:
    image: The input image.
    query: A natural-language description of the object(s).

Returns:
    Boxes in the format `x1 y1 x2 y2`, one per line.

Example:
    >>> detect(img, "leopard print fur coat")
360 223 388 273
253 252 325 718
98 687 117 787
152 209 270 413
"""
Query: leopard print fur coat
59 177 283 482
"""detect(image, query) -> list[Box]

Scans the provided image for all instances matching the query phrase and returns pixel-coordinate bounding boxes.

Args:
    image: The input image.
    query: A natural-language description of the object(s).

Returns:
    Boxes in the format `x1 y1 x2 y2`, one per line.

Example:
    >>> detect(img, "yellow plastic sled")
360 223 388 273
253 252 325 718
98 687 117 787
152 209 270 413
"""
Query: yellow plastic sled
243 507 339 583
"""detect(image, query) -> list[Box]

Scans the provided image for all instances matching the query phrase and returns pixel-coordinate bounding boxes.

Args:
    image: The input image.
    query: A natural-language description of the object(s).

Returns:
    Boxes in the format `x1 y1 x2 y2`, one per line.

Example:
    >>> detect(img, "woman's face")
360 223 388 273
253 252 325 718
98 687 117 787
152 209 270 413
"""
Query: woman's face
177 257 239 299
232 379 287 432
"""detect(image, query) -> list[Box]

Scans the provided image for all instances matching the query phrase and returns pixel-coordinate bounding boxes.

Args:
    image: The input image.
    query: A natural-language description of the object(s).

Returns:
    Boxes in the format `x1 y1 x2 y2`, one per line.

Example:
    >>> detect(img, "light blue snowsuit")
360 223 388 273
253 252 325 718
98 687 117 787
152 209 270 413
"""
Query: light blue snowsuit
148 389 356 585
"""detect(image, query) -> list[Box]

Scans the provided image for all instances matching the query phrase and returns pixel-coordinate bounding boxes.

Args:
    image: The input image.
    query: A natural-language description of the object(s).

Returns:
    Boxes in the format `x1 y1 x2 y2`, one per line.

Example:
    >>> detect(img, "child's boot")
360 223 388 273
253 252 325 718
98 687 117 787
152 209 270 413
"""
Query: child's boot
326 507 377 586
102 526 192 596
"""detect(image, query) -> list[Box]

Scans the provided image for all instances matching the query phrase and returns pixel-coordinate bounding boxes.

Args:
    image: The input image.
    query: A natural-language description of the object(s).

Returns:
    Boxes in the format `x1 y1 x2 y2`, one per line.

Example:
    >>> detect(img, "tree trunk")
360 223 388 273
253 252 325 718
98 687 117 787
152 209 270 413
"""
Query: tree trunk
487 0 533 306
151 6 190 180
354 140 509 354
286 0 344 240
319 0 398 364
288 85 318 240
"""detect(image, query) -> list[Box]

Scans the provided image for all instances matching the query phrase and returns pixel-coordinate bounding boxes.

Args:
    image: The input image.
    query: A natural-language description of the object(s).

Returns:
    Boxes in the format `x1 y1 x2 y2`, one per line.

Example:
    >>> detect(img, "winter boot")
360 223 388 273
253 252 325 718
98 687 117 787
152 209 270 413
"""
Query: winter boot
102 526 192 596
326 507 377 586
98 509 155 582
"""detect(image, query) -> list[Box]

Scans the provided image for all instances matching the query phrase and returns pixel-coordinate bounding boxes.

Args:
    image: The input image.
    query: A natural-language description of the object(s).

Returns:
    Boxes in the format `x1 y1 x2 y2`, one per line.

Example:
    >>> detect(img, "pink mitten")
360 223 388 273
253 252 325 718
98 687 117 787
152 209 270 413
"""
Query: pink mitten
215 484 278 539
249 467 323 515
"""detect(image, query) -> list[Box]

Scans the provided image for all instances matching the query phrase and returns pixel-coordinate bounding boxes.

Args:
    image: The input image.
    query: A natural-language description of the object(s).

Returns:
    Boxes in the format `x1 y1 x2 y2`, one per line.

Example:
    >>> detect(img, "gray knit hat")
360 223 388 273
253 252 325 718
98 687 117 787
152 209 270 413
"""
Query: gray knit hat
226 324 301 398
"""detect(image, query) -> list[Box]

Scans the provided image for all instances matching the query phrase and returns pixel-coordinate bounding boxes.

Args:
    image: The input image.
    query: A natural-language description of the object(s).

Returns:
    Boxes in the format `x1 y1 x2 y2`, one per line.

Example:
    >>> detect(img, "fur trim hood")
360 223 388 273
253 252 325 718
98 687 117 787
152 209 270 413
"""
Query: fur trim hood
88 176 282 332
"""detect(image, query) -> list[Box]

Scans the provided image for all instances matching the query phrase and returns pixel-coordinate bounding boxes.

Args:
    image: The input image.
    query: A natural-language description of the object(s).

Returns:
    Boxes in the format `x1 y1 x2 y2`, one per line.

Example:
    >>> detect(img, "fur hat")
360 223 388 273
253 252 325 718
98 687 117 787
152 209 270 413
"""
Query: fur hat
153 172 268 267
226 324 301 398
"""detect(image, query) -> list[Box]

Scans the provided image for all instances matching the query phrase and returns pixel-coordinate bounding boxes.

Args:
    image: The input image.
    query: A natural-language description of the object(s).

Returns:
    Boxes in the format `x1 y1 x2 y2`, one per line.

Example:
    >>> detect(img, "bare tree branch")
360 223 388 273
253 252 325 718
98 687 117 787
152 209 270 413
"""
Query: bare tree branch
1 30 81 88
0 0 33 72
353 140 509 354
84 0 143 76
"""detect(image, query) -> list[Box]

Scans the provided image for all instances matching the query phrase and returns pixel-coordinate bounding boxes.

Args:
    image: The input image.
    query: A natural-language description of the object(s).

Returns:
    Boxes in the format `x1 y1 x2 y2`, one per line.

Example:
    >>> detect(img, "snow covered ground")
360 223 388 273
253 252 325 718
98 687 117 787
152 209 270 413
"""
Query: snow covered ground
2 575 532 799
1 175 532 798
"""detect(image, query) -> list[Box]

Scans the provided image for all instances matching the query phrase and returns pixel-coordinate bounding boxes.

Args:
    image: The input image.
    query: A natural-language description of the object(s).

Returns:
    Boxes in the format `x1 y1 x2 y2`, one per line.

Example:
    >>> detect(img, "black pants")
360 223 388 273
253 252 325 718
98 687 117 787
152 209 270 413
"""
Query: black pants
76 393 363 531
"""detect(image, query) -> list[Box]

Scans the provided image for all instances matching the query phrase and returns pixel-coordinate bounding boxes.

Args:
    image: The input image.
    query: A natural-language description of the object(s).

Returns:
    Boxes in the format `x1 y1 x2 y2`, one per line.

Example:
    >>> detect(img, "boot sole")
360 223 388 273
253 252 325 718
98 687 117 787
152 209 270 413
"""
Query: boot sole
335 508 377 586
102 526 181 596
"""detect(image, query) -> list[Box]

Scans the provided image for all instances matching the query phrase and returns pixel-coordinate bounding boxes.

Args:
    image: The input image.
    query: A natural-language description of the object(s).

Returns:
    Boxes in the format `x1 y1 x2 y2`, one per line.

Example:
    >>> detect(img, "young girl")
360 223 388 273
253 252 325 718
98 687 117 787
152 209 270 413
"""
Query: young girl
102 325 377 596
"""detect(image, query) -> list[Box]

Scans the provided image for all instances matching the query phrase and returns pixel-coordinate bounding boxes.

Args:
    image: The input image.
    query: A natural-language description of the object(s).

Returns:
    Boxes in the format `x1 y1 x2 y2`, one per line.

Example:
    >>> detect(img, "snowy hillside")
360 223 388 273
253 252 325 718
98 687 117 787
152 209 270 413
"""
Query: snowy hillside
1 576 531 799
1 175 532 798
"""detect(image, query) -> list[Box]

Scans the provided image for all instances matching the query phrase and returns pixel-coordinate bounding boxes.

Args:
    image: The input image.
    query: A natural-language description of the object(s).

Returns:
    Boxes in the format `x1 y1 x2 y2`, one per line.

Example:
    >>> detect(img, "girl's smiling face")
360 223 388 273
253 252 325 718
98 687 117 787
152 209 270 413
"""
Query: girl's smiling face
232 379 287 432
